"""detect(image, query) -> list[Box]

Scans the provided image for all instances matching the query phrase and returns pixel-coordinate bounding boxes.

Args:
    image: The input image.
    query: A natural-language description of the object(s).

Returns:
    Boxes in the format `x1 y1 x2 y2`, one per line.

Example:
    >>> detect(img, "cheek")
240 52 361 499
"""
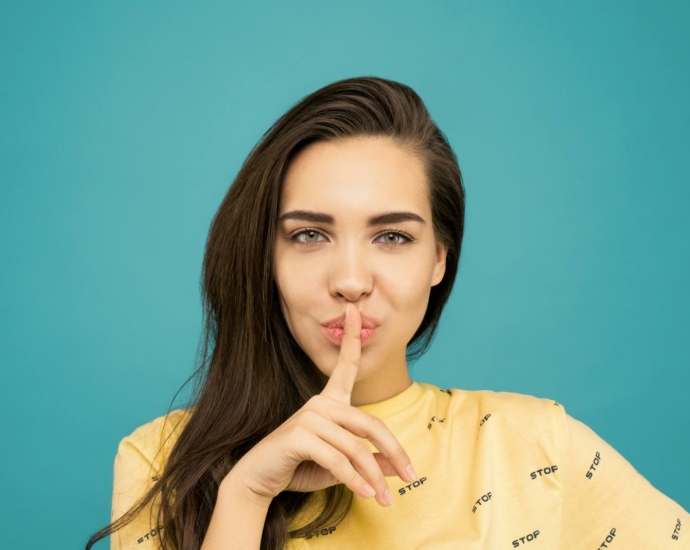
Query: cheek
275 265 319 336
274 246 435 348
379 261 433 311
276 261 319 304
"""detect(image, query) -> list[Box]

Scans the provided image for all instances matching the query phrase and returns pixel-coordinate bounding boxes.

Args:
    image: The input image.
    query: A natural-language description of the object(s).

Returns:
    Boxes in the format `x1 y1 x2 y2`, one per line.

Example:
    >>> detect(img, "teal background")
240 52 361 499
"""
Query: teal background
1 1 688 548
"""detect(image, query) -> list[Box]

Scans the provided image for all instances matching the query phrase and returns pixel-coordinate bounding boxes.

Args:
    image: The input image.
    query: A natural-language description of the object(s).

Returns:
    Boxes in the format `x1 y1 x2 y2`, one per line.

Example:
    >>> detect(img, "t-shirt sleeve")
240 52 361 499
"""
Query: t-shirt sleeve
554 402 690 548
110 435 165 549
109 411 189 549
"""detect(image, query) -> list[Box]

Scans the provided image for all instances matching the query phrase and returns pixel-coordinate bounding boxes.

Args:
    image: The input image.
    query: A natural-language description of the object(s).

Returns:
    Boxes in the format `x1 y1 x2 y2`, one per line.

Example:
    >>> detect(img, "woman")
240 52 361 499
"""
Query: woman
87 76 688 549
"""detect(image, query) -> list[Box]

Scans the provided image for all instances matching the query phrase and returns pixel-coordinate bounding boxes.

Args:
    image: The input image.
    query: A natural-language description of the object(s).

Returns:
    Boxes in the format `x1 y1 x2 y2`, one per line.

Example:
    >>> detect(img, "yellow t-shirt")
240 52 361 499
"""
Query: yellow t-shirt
110 381 689 549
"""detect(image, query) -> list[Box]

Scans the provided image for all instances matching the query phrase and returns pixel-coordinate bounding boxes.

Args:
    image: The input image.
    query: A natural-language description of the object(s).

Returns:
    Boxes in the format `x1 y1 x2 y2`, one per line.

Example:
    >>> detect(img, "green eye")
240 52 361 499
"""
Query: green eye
379 232 407 246
292 230 324 245
290 229 414 248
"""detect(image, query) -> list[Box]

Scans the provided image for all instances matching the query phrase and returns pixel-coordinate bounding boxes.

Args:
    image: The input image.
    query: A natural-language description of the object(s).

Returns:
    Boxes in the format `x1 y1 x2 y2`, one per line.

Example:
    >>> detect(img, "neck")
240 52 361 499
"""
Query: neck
313 349 412 406
350 353 412 407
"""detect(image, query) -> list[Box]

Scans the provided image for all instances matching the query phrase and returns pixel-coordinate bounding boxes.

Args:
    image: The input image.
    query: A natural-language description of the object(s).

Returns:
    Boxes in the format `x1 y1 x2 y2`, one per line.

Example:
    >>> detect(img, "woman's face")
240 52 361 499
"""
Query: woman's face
273 136 447 389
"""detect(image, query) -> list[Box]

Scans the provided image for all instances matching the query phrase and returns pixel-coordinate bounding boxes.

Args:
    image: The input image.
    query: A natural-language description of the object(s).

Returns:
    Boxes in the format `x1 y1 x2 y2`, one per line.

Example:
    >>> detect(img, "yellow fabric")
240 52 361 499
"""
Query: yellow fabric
110 410 187 548
111 381 689 549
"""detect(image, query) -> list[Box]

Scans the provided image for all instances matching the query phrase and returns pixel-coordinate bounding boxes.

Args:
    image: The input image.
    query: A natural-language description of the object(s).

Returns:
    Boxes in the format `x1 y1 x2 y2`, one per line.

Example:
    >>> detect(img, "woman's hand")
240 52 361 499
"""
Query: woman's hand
227 303 417 508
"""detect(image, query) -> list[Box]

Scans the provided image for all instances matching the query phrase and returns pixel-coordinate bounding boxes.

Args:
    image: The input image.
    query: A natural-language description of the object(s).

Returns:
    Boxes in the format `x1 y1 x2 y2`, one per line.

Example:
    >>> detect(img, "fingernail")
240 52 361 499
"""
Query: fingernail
383 489 394 506
345 303 350 322
361 484 376 498
406 464 418 482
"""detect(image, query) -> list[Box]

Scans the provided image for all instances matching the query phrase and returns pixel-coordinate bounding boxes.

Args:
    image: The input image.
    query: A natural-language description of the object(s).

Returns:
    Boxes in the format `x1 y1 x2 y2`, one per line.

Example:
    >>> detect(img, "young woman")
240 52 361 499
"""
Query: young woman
87 76 689 550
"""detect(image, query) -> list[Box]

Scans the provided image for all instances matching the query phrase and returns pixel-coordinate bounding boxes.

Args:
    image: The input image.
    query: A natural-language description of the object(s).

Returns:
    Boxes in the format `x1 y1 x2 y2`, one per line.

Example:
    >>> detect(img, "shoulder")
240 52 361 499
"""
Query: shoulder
116 409 193 470
421 381 561 416
419 381 565 439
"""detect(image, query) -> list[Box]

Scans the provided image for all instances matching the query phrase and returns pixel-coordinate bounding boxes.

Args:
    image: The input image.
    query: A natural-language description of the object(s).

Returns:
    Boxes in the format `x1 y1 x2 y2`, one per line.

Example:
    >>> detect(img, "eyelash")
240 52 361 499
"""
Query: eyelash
289 228 416 249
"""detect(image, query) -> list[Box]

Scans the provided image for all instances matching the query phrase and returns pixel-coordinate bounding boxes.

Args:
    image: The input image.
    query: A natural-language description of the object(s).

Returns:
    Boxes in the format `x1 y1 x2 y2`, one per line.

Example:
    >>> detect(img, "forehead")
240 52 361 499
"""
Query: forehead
280 136 430 217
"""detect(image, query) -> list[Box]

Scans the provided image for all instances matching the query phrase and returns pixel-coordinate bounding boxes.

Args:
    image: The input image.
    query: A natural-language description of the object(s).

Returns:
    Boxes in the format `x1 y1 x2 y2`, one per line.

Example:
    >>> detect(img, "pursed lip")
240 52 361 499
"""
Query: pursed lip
321 311 381 329
322 325 379 346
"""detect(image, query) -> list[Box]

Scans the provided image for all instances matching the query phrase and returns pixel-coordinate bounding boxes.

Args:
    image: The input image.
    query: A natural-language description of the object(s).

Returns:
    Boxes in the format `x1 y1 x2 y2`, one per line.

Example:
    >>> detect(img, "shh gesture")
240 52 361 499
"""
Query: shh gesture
229 303 417 508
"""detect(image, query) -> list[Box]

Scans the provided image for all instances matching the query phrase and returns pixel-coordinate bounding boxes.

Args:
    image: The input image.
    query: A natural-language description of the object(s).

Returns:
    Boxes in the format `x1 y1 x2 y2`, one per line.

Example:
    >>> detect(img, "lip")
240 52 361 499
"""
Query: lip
320 310 381 347
321 325 379 346
321 311 381 330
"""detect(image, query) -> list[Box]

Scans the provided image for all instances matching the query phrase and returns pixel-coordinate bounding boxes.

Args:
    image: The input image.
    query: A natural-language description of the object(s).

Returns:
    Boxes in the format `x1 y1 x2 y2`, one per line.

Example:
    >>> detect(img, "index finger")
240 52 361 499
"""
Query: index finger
321 303 362 404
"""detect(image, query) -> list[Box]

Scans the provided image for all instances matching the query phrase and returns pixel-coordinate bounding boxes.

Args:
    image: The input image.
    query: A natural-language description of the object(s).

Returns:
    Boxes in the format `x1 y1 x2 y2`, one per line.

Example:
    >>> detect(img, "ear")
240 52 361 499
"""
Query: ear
431 243 447 287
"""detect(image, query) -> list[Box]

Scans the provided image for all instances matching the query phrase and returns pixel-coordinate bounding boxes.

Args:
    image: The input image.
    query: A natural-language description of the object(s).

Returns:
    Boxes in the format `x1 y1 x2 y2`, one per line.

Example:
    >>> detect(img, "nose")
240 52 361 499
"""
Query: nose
328 241 373 302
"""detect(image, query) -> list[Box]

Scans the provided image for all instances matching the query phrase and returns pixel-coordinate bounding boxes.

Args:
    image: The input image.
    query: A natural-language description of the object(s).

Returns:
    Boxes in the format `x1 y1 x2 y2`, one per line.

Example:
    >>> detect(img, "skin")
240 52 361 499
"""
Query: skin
203 137 443 546
204 303 418 548
273 135 447 406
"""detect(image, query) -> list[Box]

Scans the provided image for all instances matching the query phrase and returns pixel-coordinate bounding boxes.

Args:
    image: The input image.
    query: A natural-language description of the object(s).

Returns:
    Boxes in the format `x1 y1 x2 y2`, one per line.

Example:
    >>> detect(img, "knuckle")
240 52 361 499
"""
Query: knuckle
351 438 370 456
392 444 409 461
331 451 351 472
346 467 361 488
367 415 386 433
298 408 319 425
290 424 311 441
374 473 388 490
306 395 324 409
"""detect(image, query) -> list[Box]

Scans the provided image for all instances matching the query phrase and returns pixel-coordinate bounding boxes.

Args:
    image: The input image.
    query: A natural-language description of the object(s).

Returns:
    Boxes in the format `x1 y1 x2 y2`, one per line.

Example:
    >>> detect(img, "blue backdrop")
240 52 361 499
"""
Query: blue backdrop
1 1 688 548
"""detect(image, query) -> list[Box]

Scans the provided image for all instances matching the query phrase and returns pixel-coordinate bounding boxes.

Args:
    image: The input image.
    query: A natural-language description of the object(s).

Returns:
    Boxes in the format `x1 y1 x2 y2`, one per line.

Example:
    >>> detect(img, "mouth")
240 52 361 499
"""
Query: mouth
321 310 381 346
321 311 380 330
321 325 379 346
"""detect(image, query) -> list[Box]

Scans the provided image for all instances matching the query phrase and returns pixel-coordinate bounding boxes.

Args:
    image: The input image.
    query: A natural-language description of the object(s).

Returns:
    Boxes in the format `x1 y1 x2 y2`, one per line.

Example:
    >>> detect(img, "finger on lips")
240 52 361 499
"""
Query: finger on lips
315 303 417 505
321 303 361 405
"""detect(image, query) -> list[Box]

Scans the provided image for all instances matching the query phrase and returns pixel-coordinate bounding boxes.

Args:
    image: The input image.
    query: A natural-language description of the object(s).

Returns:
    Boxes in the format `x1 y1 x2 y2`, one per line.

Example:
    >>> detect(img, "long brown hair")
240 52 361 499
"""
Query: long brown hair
86 76 465 549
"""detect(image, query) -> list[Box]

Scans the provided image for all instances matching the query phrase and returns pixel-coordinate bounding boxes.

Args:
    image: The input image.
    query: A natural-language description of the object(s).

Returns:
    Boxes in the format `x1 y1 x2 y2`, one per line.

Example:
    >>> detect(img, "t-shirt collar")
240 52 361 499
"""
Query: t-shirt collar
355 381 424 418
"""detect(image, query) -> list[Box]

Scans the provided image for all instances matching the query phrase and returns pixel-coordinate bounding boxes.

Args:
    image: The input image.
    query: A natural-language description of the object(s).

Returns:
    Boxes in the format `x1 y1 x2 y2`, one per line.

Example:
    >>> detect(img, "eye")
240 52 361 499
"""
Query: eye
289 228 415 248
375 230 414 247
290 229 327 247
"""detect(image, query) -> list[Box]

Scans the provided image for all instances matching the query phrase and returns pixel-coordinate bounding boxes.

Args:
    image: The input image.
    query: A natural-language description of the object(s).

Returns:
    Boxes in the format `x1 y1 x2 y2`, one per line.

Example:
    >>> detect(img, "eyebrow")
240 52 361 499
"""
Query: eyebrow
278 210 426 226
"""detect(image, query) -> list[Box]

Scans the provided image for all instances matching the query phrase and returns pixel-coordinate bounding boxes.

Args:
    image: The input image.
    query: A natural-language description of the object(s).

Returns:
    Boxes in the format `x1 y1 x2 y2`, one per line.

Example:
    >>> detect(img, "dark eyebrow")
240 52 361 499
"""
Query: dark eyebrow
278 210 426 226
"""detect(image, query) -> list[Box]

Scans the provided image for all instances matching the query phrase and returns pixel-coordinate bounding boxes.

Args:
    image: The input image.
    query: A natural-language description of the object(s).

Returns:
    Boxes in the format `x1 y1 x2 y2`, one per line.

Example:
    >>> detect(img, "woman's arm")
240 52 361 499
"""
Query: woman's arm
200 465 273 550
